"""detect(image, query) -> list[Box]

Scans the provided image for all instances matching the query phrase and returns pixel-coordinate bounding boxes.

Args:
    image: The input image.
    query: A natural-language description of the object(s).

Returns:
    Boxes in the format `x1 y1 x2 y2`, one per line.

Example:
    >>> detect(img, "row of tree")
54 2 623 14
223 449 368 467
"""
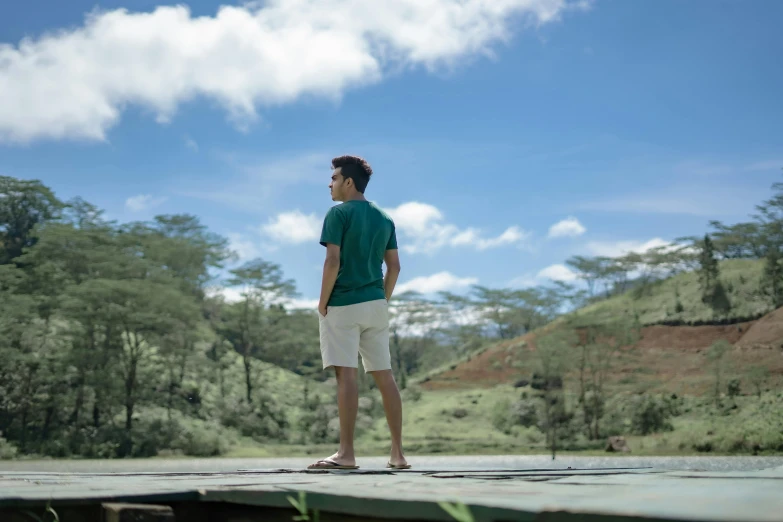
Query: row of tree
1 172 781 457
562 177 783 312
0 176 326 456
0 175 596 457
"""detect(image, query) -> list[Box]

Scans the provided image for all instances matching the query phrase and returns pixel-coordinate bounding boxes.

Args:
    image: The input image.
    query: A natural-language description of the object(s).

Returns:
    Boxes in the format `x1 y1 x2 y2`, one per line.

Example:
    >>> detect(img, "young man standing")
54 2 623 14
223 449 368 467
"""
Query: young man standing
308 155 409 470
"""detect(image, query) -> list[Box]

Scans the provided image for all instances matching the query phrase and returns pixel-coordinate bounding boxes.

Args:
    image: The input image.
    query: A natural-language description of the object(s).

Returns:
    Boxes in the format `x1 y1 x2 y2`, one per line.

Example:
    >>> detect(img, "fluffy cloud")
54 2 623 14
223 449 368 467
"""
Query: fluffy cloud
396 271 478 295
509 263 578 287
206 285 318 310
586 237 674 258
386 201 528 254
124 194 166 212
548 216 586 238
0 0 586 143
227 231 264 261
262 210 321 244
537 263 578 282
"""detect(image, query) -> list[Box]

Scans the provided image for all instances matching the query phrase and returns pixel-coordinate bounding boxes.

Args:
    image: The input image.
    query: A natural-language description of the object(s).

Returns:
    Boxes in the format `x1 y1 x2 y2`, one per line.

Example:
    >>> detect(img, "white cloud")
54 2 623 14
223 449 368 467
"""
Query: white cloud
207 286 244 303
386 201 528 254
262 210 321 244
585 237 674 258
0 1 585 143
548 216 586 238
205 285 318 310
285 298 320 310
185 136 198 152
396 271 478 295
508 274 540 288
537 263 578 282
509 263 578 287
227 232 264 261
125 194 166 212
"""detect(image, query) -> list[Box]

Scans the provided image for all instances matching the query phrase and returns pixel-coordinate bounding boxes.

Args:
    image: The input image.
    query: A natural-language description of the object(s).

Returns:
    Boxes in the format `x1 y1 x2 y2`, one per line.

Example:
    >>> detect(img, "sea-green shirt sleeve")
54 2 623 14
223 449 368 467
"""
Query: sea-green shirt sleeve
386 222 398 250
320 207 345 247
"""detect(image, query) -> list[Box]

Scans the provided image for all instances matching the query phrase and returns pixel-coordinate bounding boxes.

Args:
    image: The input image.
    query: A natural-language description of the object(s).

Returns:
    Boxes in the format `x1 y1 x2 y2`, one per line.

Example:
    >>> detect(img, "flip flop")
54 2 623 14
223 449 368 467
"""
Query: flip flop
307 458 359 470
386 462 412 470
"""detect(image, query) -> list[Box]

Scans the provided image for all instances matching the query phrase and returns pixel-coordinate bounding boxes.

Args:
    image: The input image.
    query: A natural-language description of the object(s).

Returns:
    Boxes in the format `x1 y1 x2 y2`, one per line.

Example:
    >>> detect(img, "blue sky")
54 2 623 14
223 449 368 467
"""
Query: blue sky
1 0 782 306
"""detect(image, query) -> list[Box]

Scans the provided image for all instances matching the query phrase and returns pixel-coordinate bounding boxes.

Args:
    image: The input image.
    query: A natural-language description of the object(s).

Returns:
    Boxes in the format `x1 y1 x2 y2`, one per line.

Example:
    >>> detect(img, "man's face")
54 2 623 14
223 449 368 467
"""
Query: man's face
329 167 348 201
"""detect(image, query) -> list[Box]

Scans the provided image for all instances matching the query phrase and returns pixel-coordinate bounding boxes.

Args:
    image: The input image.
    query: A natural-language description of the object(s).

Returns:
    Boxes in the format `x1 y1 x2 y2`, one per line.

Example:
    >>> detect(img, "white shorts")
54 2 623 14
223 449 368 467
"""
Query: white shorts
318 298 392 372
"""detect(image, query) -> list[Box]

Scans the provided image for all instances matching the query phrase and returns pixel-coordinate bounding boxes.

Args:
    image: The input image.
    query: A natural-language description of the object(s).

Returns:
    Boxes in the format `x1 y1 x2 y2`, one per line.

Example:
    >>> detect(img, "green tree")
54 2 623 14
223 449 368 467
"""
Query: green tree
698 234 731 317
224 259 297 403
565 256 605 299
707 340 732 407
698 234 720 297
762 246 783 308
578 320 639 439
0 176 64 265
746 365 770 399
534 329 576 459
753 174 783 251
708 220 766 259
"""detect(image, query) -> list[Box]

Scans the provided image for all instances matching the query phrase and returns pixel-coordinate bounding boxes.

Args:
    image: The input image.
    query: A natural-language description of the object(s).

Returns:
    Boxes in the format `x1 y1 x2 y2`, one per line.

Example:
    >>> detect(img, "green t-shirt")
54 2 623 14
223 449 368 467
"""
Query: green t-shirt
320 200 398 307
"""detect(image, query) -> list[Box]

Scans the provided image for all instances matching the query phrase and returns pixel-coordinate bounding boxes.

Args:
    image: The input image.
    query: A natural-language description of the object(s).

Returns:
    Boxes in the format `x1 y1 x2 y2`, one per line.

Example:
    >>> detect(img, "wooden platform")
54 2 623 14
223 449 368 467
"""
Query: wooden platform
1 465 782 522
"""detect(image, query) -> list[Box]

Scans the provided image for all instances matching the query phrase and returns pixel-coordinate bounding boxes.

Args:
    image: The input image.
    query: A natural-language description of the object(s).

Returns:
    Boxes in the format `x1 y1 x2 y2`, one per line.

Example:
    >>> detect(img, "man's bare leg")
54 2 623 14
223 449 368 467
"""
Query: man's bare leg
370 369 407 467
325 365 358 466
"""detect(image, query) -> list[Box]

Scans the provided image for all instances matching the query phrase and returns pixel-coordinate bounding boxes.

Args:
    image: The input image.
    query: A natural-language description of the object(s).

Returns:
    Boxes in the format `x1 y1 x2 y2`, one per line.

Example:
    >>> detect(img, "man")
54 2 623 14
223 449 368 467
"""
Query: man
308 155 410 470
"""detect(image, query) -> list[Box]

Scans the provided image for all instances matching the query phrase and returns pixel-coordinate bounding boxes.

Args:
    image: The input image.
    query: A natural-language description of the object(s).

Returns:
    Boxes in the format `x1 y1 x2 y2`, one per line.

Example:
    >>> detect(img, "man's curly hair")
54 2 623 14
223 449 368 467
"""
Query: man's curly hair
332 155 373 193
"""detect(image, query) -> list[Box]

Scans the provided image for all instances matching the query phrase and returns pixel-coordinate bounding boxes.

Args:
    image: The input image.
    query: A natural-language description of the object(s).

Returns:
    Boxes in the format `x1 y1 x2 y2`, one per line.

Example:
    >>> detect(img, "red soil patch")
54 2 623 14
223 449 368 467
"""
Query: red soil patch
736 306 783 349
422 309 783 393
635 322 752 351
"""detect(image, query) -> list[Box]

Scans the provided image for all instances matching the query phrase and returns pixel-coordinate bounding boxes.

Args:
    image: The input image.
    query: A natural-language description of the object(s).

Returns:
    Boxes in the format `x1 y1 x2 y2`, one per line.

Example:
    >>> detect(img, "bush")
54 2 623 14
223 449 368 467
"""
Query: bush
727 379 741 399
452 408 469 419
511 398 538 428
176 420 231 457
0 432 18 460
491 398 512 433
298 396 335 443
218 394 289 442
531 373 563 391
630 395 674 435
403 385 422 402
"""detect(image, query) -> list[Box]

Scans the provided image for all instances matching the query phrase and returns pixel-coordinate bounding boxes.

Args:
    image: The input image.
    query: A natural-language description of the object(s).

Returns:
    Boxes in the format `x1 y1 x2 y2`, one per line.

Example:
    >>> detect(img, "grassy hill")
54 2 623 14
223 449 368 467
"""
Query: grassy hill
358 259 783 457
93 259 783 459
571 259 769 327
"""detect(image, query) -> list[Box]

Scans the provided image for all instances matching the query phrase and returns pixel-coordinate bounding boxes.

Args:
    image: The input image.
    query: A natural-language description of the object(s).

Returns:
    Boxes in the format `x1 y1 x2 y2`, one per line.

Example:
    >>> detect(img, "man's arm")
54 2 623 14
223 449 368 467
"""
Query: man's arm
319 243 340 316
383 248 401 301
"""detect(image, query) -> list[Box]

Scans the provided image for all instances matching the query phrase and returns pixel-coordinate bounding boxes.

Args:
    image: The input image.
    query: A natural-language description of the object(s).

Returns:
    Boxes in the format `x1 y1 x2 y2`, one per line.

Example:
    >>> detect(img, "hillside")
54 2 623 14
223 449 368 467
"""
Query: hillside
362 259 783 456
420 259 783 394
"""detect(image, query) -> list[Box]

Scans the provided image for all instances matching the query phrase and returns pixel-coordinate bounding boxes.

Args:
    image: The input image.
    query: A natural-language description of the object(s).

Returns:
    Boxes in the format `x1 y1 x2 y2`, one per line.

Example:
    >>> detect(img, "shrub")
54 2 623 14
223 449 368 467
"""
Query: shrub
0 432 18 460
176 420 232 457
630 395 674 435
452 408 469 419
511 399 538 428
403 385 423 402
491 398 512 433
727 379 741 399
218 394 289 442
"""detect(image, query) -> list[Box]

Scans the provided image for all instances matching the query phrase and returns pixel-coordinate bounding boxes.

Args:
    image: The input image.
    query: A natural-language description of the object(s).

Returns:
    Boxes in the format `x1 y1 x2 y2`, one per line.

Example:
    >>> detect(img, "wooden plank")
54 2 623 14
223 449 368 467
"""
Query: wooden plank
102 503 175 522
0 467 781 522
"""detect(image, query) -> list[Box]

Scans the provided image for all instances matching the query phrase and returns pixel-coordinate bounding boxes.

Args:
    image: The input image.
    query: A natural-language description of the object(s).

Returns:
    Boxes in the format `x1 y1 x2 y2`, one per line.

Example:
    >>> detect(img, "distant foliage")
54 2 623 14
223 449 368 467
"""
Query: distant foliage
762 247 783 308
0 432 17 459
630 395 674 435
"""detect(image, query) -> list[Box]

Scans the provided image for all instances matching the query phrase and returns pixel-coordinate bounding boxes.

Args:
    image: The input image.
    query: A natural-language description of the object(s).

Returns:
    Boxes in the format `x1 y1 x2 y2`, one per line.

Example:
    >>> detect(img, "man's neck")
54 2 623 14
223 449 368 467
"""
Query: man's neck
343 193 367 202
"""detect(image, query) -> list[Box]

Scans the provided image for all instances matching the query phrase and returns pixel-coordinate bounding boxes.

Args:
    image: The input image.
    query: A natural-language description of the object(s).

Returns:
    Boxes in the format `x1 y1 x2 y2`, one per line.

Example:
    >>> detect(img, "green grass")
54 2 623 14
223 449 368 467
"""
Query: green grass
208 259 783 458
316 385 783 457
571 259 770 327
359 385 525 453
